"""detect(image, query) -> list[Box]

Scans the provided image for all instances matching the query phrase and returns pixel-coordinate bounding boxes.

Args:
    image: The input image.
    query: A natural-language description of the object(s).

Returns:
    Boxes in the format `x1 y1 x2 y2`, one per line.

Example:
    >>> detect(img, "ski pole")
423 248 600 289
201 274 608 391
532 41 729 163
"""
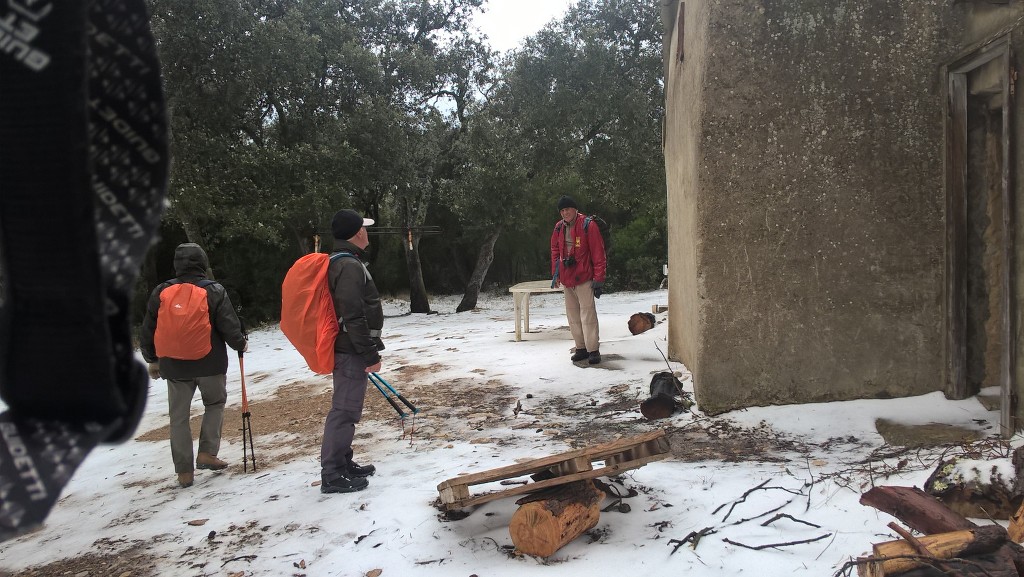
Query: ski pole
370 373 419 414
239 352 257 472
369 374 407 419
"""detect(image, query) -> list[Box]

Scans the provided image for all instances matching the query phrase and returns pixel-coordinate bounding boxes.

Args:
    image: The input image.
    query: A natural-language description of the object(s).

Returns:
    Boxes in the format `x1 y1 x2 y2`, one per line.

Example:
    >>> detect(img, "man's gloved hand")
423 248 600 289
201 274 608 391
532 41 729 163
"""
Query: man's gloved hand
592 281 603 299
147 362 161 380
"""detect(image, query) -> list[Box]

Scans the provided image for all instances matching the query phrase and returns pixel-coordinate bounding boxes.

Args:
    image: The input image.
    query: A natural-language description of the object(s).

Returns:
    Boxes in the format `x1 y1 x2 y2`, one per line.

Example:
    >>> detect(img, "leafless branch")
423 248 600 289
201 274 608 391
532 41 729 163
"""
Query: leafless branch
761 513 821 529
723 533 831 551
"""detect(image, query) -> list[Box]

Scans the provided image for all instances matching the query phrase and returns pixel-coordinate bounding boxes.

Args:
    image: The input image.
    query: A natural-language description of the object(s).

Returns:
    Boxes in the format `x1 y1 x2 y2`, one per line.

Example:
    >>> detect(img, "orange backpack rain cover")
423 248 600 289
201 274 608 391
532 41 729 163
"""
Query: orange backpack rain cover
154 282 213 360
280 253 339 374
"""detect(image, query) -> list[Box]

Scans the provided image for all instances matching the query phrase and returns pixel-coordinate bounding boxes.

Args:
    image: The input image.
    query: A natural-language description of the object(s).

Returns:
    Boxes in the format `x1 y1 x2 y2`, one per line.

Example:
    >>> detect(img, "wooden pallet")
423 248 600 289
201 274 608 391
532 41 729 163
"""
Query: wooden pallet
437 429 670 511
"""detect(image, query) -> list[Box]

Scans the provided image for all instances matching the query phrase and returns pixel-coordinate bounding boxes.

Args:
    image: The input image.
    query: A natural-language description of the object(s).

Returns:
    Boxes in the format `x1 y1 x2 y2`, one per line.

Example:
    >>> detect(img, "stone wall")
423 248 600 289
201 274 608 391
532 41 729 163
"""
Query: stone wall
663 0 967 414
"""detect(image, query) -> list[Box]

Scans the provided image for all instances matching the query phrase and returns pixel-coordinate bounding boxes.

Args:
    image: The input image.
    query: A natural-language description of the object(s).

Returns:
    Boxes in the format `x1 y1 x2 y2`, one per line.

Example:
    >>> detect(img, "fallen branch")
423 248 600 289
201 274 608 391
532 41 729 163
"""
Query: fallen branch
221 555 257 567
761 513 821 529
667 527 716 554
723 533 831 551
714 480 804 522
712 479 769 519
886 522 933 557
728 499 794 526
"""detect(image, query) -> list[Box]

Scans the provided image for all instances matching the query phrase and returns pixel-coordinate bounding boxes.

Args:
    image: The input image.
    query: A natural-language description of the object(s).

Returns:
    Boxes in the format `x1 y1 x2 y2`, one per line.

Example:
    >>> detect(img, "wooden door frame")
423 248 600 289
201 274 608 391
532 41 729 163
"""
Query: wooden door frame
943 35 1015 436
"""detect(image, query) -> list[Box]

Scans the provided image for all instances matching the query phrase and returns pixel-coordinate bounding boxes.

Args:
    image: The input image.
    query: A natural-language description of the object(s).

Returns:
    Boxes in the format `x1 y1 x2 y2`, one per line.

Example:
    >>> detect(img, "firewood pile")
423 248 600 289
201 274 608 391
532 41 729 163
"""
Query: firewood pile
849 485 1024 577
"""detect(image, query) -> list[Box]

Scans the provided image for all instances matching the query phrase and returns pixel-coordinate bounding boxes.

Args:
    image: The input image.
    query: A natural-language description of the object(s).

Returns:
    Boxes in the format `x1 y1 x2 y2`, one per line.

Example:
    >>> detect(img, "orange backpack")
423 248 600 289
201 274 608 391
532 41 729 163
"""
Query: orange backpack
280 252 357 374
154 280 216 360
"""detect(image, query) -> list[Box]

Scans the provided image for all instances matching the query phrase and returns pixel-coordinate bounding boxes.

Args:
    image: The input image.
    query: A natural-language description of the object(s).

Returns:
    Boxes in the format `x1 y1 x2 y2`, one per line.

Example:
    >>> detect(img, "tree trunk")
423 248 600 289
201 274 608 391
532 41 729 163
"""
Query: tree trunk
457 226 502 312
860 486 977 534
405 232 431 313
449 245 469 288
179 214 207 248
509 480 603 558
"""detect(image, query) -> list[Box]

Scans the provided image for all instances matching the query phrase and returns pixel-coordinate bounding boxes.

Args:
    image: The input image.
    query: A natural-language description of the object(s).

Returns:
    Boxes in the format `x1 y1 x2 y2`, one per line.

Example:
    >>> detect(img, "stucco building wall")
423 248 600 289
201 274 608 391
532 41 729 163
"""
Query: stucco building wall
663 1 967 414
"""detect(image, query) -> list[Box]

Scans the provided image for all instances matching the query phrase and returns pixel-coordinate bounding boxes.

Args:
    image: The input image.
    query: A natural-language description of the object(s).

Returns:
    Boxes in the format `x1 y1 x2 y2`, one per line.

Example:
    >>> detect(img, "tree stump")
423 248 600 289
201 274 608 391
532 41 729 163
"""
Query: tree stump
509 480 604 557
924 457 1021 520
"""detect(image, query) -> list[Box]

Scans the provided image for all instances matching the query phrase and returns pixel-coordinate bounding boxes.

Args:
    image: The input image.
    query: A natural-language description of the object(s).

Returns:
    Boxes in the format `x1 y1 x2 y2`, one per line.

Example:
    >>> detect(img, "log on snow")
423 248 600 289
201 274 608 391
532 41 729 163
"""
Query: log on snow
860 486 977 534
510 480 603 557
859 543 1023 577
862 524 1007 576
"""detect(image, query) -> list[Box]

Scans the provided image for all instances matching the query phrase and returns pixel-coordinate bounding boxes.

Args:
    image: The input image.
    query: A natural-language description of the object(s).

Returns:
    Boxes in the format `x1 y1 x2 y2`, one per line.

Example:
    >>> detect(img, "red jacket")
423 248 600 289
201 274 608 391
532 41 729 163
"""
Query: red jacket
550 213 607 288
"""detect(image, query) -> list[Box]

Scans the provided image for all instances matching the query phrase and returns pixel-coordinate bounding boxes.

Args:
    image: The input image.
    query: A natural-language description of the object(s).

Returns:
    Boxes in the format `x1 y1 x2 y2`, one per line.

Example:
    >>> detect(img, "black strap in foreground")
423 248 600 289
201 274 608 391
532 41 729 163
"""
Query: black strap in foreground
0 0 167 540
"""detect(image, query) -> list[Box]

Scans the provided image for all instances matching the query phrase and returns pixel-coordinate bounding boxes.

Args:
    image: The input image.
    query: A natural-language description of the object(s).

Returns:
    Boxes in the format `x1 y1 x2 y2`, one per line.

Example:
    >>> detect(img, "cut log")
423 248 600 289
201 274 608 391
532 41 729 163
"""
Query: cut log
860 543 1022 577
862 525 1007 576
509 480 603 558
628 312 656 335
860 486 977 534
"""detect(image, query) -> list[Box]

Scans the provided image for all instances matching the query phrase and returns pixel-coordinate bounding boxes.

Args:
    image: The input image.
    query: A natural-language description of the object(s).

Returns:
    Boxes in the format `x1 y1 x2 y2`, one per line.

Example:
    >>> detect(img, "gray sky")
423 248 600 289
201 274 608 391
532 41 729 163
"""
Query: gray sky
470 0 576 52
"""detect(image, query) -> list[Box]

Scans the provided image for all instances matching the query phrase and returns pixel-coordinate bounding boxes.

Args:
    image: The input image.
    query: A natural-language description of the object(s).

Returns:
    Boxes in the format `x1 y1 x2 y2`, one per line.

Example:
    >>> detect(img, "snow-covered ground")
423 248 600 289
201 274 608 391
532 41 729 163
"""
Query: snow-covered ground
0 288 1006 577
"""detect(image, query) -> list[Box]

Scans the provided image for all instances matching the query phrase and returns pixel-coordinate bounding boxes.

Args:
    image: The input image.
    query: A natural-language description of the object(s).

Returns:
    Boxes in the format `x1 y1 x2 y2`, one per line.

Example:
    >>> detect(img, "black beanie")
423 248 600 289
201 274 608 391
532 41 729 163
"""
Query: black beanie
331 209 374 240
557 196 577 210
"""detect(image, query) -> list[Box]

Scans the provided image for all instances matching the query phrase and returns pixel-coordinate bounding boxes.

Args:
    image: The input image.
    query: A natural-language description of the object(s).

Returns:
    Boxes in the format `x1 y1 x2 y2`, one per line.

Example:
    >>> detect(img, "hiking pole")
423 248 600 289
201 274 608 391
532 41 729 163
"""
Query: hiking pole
239 352 257 472
369 373 419 415
369 374 407 419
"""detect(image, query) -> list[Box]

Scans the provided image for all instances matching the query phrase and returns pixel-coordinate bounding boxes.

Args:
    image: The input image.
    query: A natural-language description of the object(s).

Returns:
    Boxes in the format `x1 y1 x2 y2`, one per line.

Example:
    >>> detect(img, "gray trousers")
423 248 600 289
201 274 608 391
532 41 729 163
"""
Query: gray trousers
167 374 227 474
320 352 368 479
564 280 600 352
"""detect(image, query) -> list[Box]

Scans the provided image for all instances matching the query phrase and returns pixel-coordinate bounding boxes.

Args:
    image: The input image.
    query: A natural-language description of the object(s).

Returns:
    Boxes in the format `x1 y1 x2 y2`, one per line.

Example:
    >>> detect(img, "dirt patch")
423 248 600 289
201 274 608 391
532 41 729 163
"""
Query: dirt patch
3 539 159 577
134 364 520 468
526 382 814 462
666 420 804 463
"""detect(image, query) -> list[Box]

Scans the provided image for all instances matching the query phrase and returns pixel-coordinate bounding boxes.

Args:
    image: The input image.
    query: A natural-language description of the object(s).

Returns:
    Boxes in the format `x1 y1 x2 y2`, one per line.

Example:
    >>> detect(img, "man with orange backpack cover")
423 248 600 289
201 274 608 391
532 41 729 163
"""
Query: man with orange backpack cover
317 209 384 494
140 243 248 488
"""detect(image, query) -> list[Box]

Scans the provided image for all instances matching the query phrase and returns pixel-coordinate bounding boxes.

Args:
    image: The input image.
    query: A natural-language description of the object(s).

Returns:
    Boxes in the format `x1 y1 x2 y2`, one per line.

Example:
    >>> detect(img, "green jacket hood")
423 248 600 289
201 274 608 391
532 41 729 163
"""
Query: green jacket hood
173 243 210 277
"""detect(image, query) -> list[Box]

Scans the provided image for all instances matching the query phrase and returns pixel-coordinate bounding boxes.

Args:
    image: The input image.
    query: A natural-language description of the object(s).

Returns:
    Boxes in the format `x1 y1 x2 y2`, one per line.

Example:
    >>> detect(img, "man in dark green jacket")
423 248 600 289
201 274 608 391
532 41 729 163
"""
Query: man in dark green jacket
320 209 384 494
140 243 248 488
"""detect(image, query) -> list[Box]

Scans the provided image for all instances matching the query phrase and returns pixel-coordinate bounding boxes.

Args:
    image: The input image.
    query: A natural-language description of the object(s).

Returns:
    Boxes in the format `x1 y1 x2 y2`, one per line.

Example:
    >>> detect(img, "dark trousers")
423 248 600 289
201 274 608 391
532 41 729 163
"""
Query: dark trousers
320 352 368 479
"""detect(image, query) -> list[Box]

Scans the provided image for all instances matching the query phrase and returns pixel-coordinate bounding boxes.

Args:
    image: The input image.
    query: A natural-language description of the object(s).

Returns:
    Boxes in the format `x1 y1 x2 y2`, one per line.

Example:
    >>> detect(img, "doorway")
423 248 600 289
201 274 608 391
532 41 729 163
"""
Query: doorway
945 36 1014 436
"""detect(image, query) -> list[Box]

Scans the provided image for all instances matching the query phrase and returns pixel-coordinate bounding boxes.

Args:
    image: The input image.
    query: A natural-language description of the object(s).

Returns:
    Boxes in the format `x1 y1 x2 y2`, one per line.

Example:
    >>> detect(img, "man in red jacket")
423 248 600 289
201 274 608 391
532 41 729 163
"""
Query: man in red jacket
550 196 607 364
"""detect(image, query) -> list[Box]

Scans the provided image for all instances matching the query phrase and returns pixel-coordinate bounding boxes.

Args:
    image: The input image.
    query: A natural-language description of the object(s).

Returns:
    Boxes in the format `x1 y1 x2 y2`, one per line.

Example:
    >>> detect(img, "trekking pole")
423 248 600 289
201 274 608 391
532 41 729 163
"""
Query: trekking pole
369 373 417 442
369 373 419 415
369 374 407 419
239 352 257 472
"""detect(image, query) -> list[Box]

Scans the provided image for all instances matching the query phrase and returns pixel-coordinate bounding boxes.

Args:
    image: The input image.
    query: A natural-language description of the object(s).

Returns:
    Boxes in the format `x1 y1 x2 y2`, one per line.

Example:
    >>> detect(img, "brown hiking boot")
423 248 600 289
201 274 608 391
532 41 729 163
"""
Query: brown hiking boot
196 452 228 470
177 472 194 488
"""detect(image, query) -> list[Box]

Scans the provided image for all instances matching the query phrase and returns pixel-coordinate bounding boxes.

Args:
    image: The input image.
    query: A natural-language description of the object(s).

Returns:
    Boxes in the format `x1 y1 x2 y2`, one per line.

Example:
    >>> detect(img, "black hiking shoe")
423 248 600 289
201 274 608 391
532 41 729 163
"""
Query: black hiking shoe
570 348 589 362
347 461 376 477
588 351 601 364
321 473 369 494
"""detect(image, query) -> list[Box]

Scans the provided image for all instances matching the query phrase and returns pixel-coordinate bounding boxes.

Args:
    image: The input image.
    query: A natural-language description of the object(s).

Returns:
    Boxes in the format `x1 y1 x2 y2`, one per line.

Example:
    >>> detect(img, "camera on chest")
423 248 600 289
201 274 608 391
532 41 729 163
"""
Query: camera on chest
562 255 576 268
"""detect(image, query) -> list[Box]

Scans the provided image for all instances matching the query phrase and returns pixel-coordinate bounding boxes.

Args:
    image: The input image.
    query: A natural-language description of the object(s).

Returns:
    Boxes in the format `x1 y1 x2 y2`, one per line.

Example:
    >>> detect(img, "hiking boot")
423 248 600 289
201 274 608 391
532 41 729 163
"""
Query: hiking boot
347 461 376 477
570 348 589 362
196 452 228 470
177 472 194 488
321 473 369 494
588 351 601 364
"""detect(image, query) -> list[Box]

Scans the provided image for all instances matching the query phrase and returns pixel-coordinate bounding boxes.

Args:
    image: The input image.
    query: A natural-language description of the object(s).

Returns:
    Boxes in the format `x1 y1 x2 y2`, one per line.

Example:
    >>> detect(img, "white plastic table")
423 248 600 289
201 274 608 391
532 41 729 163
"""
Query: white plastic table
508 280 563 341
